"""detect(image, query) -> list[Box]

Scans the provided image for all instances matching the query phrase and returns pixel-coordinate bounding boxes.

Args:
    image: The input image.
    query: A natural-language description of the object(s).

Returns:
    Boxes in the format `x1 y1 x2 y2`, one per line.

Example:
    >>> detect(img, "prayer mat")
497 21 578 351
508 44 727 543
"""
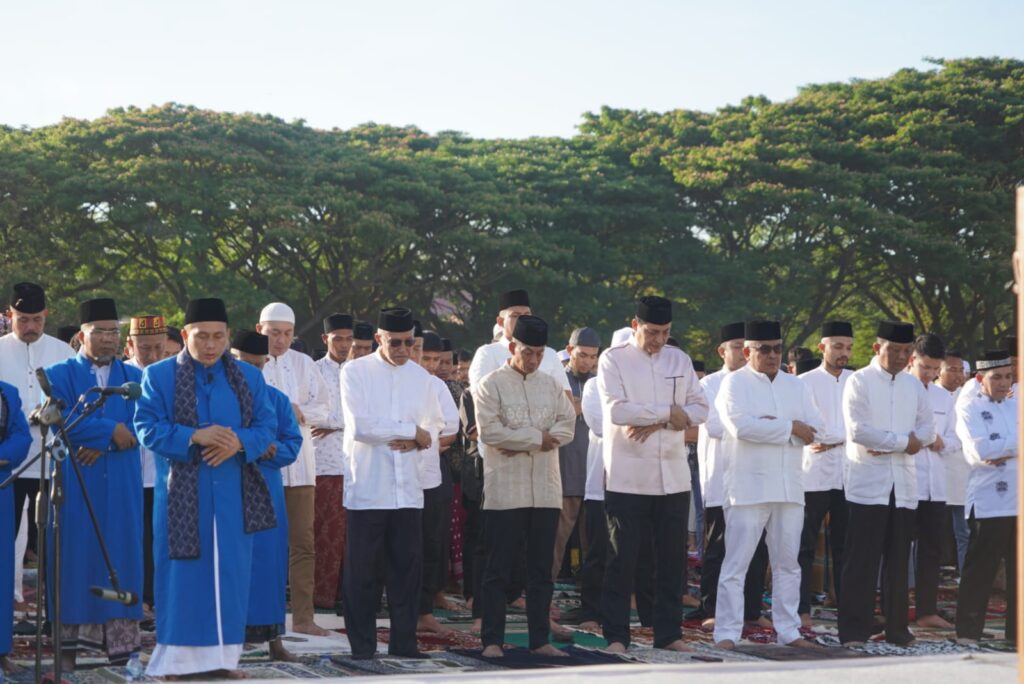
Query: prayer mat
733 643 871 661
334 651 504 675
448 645 628 669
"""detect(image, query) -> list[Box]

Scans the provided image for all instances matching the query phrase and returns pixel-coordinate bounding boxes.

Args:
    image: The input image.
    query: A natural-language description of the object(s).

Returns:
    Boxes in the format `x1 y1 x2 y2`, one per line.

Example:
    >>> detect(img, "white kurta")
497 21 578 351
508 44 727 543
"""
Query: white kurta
580 376 605 502
597 337 708 496
0 332 75 476
468 339 571 392
418 375 460 489
842 356 936 510
716 365 824 507
262 348 330 487
941 386 970 506
340 352 443 510
313 355 346 477
916 381 959 502
697 369 731 507
798 366 852 492
955 391 1018 519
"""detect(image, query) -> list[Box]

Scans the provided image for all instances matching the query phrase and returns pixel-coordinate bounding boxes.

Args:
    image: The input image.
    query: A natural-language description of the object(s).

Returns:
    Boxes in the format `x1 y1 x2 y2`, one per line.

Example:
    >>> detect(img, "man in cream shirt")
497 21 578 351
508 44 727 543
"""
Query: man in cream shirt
257 302 330 636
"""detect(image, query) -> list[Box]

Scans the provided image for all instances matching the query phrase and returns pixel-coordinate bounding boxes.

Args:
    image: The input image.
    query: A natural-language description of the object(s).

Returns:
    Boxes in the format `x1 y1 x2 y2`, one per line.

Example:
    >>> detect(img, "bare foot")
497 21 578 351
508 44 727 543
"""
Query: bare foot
417 613 453 635
916 614 954 629
465 597 474 611
292 622 330 637
578 620 600 631
470 618 482 635
509 597 526 610
716 639 735 650
532 644 568 657
549 604 561 620
842 641 865 648
205 670 248 680
683 594 701 609
746 616 773 628
955 637 978 646
481 645 504 658
549 620 573 642
433 592 458 611
787 638 822 649
269 639 299 662
800 613 813 628
604 642 627 654
662 639 693 652
701 617 716 629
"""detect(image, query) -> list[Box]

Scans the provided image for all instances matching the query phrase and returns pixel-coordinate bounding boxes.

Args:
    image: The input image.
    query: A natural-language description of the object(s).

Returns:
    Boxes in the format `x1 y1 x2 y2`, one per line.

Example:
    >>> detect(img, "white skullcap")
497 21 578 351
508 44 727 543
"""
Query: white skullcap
259 302 295 324
612 326 633 346
557 349 570 363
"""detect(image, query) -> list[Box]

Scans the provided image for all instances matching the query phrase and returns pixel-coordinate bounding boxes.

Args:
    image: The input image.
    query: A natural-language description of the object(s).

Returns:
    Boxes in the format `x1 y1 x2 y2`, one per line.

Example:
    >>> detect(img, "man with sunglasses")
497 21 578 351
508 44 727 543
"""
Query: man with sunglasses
838 321 935 647
712 320 823 650
339 308 444 659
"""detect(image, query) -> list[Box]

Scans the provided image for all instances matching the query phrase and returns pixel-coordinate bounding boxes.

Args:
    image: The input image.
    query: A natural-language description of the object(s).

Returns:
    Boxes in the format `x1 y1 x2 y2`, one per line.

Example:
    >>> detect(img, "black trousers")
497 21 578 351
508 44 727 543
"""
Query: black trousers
480 507 559 649
420 484 452 615
798 489 848 615
578 500 607 623
461 493 482 602
700 505 768 621
956 514 1017 641
13 477 40 555
342 508 423 657
838 491 914 644
913 499 946 617
602 491 688 648
143 487 155 607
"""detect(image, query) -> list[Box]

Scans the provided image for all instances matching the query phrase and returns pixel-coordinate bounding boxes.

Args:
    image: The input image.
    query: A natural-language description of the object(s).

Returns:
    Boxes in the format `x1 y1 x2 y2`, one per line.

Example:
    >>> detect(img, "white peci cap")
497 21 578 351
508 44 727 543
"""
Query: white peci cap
259 302 295 324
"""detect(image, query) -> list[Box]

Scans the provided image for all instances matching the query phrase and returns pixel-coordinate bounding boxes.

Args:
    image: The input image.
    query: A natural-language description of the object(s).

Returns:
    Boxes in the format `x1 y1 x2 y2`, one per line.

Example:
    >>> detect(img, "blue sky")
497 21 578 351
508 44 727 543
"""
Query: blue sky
1 0 1020 139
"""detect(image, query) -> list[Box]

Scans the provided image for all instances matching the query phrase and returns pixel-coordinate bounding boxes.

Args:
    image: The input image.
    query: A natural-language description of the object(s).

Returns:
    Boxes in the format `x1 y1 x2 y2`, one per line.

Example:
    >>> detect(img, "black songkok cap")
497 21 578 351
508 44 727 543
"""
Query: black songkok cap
232 330 269 356
56 325 79 344
323 313 354 334
876 320 914 344
441 338 453 352
353 321 374 340
636 296 672 325
166 326 183 347
720 322 745 344
79 298 118 324
692 359 705 373
821 320 854 338
499 289 530 310
421 331 444 352
976 349 1012 371
1004 336 1018 354
513 315 548 347
745 319 782 341
10 282 45 314
185 298 228 325
413 320 424 338
378 308 414 333
796 357 821 375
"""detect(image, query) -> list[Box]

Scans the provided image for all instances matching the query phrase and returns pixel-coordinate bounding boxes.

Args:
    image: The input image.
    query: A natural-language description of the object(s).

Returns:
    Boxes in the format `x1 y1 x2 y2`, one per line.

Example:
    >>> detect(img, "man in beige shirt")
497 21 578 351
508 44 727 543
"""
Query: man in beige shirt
475 315 576 658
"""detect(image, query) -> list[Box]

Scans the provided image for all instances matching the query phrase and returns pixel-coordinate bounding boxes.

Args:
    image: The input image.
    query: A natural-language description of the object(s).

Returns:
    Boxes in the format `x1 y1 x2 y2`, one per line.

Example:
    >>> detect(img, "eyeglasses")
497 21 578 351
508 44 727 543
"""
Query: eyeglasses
751 344 783 355
387 338 416 348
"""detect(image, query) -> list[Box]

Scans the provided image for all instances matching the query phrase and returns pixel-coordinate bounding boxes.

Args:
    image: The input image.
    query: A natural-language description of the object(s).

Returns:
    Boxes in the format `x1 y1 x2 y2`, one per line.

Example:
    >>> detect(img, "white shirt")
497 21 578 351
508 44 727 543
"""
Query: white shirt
262 349 330 487
842 356 936 509
340 352 444 510
468 339 571 393
418 375 460 489
955 390 1017 519
916 381 960 502
127 357 157 488
799 366 852 492
581 376 605 502
941 385 970 506
0 332 75 478
597 337 708 496
313 355 346 477
697 369 731 507
717 364 824 506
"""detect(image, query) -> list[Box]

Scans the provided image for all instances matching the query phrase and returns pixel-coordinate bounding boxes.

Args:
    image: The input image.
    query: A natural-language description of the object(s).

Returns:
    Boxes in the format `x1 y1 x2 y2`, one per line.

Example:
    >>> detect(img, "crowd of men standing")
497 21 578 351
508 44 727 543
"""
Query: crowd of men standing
0 281 1016 678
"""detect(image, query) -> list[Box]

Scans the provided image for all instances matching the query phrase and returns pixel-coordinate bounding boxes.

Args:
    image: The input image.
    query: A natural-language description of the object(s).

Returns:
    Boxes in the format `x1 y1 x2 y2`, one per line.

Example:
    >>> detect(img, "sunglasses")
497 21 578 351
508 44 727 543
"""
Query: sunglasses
387 338 416 348
751 344 784 355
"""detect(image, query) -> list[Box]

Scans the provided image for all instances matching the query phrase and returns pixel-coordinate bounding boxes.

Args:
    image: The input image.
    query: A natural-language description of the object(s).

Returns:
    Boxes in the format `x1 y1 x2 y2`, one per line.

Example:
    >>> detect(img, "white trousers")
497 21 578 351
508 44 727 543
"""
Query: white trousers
713 502 803 645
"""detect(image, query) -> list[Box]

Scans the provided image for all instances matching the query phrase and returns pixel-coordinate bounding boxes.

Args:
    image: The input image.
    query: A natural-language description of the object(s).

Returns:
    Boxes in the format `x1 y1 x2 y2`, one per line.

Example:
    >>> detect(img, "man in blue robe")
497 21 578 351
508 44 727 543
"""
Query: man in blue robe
0 381 31 671
44 298 144 670
135 298 276 679
231 331 302 662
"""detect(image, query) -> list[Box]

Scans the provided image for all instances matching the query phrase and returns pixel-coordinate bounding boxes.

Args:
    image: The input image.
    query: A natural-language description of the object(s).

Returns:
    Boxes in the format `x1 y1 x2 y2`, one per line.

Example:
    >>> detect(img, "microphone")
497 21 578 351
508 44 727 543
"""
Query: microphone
91 382 143 400
90 586 139 606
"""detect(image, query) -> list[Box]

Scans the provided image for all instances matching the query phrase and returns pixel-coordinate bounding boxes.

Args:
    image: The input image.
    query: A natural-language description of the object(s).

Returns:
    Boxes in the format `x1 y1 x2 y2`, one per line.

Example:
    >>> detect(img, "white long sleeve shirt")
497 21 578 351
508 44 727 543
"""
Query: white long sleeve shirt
916 381 960 502
263 348 330 487
418 375 460 489
312 355 346 477
597 337 708 496
0 332 75 478
717 364 824 506
842 356 936 509
955 391 1017 519
340 352 444 510
799 366 852 492
581 376 605 502
127 357 157 488
468 339 571 393
941 386 970 506
696 369 731 507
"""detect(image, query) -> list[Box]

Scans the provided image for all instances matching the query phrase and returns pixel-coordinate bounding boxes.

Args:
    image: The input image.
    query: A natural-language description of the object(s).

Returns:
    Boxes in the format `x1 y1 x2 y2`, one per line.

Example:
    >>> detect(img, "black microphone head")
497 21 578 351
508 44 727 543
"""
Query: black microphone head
122 382 143 400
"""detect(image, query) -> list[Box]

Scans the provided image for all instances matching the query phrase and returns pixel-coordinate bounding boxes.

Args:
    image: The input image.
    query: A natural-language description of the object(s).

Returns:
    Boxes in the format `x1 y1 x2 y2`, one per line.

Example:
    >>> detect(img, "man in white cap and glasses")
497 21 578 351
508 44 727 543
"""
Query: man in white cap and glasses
257 302 331 636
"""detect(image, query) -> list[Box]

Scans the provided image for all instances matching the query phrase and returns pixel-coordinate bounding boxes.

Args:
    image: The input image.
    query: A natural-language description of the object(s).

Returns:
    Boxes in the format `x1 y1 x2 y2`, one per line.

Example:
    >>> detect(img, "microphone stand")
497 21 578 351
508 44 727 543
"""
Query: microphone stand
1 390 132 684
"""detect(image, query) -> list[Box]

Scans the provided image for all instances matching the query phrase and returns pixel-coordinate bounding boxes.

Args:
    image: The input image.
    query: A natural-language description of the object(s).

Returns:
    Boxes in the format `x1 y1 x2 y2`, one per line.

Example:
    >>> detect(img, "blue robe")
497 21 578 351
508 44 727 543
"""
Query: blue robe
0 383 31 654
134 355 275 646
44 355 144 624
247 386 300 628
